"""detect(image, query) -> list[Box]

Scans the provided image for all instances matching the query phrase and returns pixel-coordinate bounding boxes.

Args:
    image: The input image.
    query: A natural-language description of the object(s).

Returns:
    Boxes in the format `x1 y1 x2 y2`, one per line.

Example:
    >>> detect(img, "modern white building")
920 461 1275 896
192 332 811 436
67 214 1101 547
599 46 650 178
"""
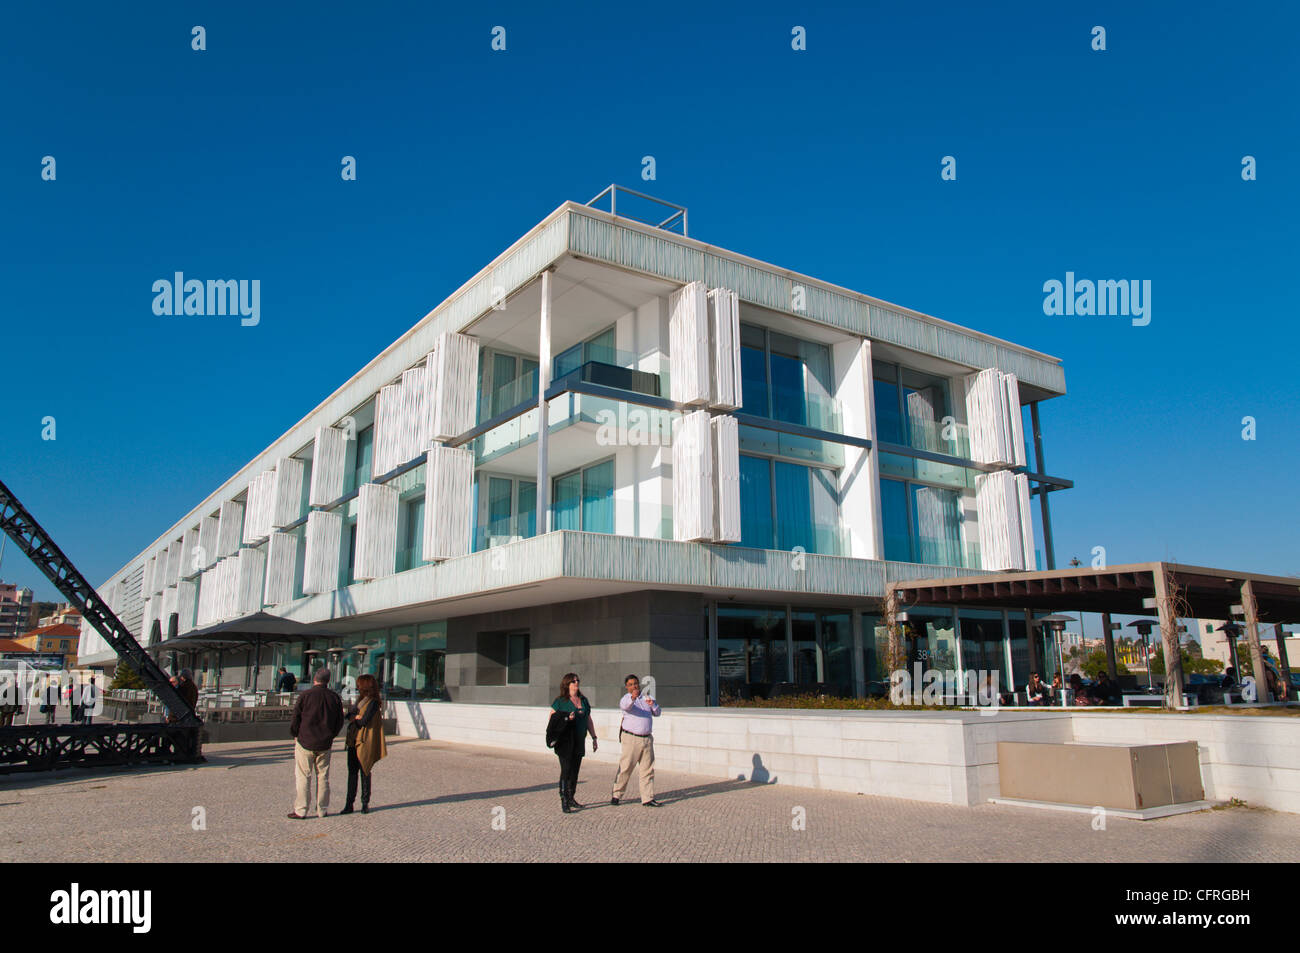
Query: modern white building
79 188 1072 706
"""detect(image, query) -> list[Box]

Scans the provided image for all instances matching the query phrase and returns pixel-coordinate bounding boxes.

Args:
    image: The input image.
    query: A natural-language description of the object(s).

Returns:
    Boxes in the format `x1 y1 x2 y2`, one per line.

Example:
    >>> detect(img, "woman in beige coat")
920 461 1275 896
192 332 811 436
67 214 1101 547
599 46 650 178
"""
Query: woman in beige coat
341 674 387 814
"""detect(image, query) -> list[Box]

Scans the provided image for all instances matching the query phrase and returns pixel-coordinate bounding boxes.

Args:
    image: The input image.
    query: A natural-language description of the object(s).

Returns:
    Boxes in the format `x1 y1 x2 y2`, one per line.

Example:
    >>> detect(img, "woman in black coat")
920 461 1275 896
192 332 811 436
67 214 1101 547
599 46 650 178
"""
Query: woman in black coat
547 672 598 813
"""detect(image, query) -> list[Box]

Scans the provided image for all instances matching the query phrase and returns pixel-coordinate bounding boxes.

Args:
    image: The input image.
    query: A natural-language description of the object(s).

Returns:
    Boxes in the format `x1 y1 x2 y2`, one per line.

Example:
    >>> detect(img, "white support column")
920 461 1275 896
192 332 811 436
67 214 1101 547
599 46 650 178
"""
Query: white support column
537 268 553 533
833 338 880 560
1241 579 1272 703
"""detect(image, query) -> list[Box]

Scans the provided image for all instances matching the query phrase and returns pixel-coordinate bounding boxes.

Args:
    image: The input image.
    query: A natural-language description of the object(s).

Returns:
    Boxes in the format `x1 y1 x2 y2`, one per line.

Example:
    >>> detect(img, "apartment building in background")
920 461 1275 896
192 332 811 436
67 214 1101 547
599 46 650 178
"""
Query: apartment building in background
78 191 1072 706
0 583 34 641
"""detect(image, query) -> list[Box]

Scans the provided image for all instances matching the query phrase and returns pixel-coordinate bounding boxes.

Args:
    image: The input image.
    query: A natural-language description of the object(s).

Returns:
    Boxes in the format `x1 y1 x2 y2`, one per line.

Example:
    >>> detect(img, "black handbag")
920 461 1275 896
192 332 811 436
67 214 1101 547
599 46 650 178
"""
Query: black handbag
546 710 573 748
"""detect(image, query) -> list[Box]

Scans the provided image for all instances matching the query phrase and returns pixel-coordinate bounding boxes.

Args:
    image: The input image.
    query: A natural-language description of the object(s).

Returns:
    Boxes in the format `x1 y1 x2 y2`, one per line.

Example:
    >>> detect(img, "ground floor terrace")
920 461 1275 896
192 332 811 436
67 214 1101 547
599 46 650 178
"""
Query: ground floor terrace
140 591 1099 709
134 560 1300 712
3 734 1295 862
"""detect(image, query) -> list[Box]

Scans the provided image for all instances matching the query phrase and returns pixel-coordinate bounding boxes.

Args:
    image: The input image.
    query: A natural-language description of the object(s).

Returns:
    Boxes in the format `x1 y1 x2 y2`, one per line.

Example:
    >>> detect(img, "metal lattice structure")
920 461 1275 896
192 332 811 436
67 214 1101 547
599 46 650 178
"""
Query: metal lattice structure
0 722 202 774
0 477 202 770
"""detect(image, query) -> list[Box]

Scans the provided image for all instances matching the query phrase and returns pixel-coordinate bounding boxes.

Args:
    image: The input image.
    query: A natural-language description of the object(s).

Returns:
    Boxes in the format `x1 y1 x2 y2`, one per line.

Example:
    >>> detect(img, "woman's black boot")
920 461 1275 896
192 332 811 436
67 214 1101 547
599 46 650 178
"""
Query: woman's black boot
560 782 571 813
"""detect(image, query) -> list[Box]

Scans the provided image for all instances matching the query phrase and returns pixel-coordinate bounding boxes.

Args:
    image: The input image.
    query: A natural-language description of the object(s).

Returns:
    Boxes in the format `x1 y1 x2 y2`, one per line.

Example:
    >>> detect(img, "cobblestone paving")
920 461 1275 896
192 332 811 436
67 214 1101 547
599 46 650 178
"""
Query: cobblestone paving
1 738 1296 862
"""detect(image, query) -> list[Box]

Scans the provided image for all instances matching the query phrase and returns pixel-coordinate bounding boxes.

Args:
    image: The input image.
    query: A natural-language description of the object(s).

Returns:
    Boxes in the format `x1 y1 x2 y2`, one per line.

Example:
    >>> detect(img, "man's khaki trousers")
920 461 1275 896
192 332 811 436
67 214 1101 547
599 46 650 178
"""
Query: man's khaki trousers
611 732 655 803
294 741 332 817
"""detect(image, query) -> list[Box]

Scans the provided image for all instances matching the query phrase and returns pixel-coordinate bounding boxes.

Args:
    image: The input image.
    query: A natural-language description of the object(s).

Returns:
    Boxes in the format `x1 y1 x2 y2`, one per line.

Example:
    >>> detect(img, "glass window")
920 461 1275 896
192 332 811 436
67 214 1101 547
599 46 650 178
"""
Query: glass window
740 344 769 418
581 460 614 534
517 481 537 538
401 497 425 572
911 484 962 568
552 460 613 534
415 623 447 700
861 613 890 690
775 461 814 553
791 610 821 685
488 477 513 538
717 605 789 700
584 328 616 365
492 353 518 416
552 471 581 531
958 610 1008 691
353 426 373 488
739 455 774 549
507 632 530 685
389 626 415 699
881 479 911 562
873 378 904 444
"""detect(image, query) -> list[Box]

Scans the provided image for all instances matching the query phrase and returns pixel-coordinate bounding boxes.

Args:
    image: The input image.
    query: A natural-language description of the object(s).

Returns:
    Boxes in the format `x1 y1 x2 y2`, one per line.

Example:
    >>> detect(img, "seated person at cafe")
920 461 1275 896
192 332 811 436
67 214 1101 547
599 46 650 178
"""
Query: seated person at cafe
1091 672 1118 705
1049 673 1063 703
1068 673 1091 706
1026 672 1050 706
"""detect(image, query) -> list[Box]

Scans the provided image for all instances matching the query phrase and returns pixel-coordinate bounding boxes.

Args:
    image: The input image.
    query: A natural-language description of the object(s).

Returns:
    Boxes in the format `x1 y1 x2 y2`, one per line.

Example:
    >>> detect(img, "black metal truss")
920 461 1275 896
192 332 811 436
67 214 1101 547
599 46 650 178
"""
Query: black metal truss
0 477 202 734
0 723 203 773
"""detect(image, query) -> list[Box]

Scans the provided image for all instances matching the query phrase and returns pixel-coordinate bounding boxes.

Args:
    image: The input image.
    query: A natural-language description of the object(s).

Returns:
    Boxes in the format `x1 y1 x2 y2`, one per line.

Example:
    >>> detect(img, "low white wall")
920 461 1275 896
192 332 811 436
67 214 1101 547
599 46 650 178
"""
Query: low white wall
389 702 1300 813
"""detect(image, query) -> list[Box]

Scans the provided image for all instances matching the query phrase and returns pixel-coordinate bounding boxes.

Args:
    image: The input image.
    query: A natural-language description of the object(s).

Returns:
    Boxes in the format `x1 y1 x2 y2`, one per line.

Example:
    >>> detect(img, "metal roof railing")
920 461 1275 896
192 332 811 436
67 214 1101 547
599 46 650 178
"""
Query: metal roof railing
586 184 687 236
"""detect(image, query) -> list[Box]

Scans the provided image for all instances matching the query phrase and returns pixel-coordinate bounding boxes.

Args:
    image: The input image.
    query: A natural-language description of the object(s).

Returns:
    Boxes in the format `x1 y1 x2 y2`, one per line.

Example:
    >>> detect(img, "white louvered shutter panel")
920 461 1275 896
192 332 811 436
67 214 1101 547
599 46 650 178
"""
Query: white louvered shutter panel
712 414 741 542
672 409 714 541
355 483 399 580
198 515 219 572
669 281 711 406
272 457 306 528
264 530 298 606
708 288 742 410
303 510 343 594
217 501 244 558
423 446 474 560
309 426 348 506
427 333 480 442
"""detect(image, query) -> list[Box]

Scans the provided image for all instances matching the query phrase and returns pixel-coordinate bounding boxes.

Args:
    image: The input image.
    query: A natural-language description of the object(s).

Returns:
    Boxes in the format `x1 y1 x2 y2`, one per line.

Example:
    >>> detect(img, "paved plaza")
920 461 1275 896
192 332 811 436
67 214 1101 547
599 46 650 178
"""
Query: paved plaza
1 736 1297 862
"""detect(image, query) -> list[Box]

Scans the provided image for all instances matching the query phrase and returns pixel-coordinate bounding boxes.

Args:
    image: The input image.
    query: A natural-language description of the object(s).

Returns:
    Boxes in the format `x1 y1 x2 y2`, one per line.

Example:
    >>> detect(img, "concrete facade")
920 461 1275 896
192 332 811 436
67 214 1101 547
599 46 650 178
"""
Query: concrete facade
445 590 706 708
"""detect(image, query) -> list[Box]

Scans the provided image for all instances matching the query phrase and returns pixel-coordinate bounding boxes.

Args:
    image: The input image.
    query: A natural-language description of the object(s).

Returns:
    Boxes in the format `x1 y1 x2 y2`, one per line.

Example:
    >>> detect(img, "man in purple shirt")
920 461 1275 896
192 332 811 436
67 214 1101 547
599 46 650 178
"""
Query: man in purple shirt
610 674 662 807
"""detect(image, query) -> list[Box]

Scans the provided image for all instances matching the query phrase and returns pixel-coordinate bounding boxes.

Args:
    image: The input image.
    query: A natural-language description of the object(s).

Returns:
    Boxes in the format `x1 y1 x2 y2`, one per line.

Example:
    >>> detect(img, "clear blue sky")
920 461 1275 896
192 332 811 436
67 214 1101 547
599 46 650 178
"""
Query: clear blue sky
2 0 1297 605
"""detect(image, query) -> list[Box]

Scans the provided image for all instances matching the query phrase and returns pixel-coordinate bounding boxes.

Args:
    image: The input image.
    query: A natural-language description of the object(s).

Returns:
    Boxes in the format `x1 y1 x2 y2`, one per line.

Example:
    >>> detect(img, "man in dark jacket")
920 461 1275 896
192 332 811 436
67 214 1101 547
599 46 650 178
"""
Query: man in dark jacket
276 667 297 693
288 667 344 819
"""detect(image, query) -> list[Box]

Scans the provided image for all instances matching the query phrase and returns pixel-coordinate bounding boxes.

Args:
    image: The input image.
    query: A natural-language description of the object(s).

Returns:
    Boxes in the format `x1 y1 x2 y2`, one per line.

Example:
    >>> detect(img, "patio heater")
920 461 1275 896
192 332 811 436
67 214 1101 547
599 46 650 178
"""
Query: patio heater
1216 621 1243 677
303 649 321 684
1033 614 1074 703
1127 620 1158 689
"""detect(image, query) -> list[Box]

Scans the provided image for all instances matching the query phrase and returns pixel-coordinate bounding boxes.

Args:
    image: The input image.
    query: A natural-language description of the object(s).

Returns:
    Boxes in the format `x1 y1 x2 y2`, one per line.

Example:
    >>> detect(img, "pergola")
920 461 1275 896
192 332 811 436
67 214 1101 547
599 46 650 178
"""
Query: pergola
145 612 347 692
887 562 1300 706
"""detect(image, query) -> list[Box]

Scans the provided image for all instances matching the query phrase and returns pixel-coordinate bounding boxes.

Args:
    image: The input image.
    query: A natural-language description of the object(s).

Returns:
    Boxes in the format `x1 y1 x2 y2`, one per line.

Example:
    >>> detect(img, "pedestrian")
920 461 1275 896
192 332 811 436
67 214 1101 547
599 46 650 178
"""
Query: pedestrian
276 666 297 693
610 674 662 807
340 673 386 815
40 676 61 724
288 667 343 820
0 673 19 727
168 669 199 723
81 676 98 725
547 673 597 813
